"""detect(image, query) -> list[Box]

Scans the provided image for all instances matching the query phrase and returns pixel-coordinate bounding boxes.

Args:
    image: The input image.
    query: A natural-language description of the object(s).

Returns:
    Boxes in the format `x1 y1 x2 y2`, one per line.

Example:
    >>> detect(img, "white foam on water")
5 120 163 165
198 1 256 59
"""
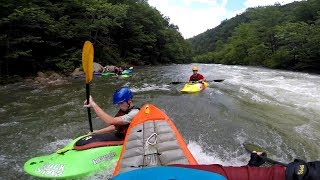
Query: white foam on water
122 82 131 87
0 155 8 166
10 102 31 107
42 138 73 153
0 154 24 174
44 101 77 113
234 130 248 145
131 83 170 92
238 87 272 103
0 121 19 127
210 89 223 95
225 67 320 111
295 123 320 141
187 141 246 166
0 108 6 113
86 162 117 180
188 141 223 164
31 89 42 94
51 89 64 94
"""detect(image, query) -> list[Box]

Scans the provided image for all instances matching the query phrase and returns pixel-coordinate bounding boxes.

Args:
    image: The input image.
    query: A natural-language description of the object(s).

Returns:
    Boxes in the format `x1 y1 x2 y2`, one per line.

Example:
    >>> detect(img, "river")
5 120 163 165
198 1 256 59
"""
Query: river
1 64 320 179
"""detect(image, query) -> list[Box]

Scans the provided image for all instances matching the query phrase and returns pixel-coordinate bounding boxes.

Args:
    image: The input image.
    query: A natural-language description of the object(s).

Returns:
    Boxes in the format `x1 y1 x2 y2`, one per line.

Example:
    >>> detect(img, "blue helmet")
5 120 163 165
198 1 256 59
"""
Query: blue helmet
113 87 133 104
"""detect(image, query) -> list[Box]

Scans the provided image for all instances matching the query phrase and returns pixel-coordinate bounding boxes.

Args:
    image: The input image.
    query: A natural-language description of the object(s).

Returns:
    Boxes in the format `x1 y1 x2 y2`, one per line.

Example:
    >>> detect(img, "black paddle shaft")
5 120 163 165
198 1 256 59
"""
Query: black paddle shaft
171 79 224 84
86 84 93 132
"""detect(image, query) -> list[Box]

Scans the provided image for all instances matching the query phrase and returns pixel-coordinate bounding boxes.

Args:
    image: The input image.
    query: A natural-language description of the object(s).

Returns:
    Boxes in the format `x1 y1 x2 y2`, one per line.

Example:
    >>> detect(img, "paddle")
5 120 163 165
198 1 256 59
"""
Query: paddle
243 143 288 166
82 41 94 132
171 79 224 84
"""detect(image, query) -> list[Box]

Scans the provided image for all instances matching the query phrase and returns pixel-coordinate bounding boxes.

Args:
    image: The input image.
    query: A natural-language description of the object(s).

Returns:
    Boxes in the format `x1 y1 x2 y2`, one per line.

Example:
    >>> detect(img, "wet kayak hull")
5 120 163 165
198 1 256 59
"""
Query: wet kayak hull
24 135 122 179
180 82 209 93
112 166 226 180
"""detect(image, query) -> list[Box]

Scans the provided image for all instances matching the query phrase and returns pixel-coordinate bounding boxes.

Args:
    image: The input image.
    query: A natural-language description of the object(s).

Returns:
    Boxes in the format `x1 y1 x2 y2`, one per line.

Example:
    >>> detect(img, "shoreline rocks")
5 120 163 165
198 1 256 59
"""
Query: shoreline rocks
32 71 69 86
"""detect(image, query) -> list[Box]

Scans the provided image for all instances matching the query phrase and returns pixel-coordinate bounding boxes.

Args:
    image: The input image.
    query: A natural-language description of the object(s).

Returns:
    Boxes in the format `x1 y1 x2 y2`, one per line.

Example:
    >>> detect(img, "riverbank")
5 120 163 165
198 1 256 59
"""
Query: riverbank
0 62 139 86
0 71 70 86
0 75 24 85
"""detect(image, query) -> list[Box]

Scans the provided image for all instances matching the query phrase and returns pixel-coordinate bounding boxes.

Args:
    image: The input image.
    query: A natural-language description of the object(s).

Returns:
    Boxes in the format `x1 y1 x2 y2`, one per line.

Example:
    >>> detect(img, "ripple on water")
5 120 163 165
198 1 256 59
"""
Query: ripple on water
10 102 31 107
187 140 247 166
85 162 116 180
131 83 170 92
238 87 272 104
31 89 42 94
0 121 19 127
295 123 320 141
41 138 73 153
0 155 7 165
44 101 77 113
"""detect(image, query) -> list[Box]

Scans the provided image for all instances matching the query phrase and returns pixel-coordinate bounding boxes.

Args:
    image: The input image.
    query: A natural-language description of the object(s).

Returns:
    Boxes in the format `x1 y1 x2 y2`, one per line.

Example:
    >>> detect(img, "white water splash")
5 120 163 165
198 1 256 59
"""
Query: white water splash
238 87 273 103
187 141 246 166
85 162 117 180
0 121 19 127
0 155 7 165
225 67 320 111
44 101 77 113
131 83 170 92
10 102 32 107
295 123 320 141
41 138 73 153
31 89 42 94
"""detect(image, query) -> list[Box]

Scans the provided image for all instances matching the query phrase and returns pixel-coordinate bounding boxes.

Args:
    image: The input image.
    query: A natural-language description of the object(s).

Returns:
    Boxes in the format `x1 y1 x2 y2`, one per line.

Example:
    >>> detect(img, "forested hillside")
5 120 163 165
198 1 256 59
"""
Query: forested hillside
2 0 320 80
190 0 320 73
0 0 192 77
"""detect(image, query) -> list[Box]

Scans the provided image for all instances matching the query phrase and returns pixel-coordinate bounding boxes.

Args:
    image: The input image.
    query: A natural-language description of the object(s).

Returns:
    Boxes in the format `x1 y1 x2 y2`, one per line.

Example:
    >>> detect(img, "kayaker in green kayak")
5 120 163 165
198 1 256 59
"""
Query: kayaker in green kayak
84 87 139 140
189 66 206 83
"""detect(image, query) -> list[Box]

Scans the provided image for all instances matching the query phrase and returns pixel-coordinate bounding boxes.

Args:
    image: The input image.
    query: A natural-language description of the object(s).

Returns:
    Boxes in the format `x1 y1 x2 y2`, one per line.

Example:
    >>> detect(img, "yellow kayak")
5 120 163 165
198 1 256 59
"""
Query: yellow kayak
180 82 209 93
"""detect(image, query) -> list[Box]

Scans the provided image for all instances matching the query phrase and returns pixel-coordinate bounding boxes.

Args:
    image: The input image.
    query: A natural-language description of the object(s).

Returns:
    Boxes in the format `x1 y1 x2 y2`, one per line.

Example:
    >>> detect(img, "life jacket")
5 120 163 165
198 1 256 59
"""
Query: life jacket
114 106 140 136
190 74 204 81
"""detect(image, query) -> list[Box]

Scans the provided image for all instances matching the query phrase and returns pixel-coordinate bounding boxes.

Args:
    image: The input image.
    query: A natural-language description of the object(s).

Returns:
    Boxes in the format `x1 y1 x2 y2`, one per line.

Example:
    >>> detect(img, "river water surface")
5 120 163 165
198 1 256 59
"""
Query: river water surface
1 64 320 179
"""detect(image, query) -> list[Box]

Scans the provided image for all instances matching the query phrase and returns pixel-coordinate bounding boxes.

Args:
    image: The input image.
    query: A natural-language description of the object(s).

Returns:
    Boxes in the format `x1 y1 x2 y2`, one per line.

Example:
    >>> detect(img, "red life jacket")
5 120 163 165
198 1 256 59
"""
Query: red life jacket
189 73 204 81
114 106 140 135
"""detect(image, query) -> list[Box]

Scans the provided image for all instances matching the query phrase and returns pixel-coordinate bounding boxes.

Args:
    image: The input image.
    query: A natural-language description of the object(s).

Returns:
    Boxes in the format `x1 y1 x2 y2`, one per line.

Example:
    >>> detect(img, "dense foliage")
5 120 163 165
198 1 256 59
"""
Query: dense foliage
190 0 320 73
0 0 192 77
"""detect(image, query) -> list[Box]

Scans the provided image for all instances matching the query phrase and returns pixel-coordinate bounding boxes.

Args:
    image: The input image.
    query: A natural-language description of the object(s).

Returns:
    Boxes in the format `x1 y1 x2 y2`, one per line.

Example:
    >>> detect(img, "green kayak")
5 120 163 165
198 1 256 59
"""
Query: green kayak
24 135 122 179
101 72 116 77
101 73 132 78
118 74 131 78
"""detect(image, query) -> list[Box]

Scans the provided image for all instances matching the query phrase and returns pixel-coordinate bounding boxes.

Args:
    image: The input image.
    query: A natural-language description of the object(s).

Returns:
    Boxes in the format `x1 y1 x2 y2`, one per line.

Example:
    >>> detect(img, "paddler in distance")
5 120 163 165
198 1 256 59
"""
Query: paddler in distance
189 66 206 83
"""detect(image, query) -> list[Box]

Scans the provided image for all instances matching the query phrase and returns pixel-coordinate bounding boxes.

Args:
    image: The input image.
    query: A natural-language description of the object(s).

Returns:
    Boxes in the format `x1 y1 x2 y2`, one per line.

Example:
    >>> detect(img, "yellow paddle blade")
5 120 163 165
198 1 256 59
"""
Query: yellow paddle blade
82 41 94 83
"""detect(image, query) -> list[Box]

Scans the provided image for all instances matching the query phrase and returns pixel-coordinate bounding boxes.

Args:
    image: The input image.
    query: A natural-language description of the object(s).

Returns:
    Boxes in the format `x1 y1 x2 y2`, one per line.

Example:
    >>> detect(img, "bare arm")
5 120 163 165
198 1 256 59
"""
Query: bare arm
84 96 124 125
200 74 206 82
92 125 116 134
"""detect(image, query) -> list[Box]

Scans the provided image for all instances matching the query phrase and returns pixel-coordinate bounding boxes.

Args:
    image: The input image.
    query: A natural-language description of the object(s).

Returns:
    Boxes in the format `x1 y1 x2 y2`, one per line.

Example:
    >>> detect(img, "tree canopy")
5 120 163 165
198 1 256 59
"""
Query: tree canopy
2 0 320 80
0 0 192 77
190 0 320 73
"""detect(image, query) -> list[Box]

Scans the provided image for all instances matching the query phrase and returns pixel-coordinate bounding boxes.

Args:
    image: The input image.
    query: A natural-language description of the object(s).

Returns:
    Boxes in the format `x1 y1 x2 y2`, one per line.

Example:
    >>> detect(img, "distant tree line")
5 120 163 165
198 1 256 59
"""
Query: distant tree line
0 0 192 77
190 0 320 73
